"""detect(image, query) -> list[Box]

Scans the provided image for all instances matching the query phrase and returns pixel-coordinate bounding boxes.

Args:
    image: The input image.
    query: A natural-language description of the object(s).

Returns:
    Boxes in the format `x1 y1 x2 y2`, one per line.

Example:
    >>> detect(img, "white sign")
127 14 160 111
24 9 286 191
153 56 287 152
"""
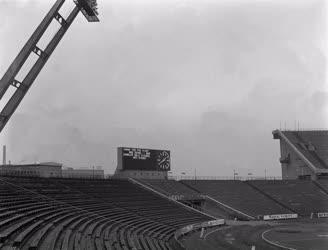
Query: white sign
317 212 328 218
263 214 298 220
200 219 225 228
123 148 151 160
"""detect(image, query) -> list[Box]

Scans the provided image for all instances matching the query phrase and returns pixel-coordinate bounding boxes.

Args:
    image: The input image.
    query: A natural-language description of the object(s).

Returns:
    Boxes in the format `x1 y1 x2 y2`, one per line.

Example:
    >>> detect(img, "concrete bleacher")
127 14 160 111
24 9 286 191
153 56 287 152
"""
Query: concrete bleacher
282 131 328 169
316 179 328 193
249 180 328 216
181 180 291 218
140 179 203 200
295 131 328 166
57 178 209 228
0 176 211 250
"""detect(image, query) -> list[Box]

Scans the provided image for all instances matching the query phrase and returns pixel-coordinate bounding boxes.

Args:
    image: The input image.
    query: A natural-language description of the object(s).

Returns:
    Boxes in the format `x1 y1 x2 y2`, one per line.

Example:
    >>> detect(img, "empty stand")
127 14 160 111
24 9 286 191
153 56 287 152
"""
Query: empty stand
0 176 211 249
283 131 328 169
295 131 328 167
140 179 203 200
182 180 291 218
316 179 328 194
249 180 328 216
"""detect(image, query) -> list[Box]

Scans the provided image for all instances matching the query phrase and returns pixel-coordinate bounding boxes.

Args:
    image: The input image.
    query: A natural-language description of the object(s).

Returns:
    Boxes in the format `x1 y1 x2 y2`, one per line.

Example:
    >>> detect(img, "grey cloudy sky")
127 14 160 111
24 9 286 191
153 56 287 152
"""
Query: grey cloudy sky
0 0 327 176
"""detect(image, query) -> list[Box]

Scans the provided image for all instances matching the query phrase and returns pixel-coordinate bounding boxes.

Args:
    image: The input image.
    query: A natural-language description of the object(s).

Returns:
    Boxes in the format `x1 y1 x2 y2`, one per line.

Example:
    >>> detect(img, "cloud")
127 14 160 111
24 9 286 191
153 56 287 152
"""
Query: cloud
0 0 327 176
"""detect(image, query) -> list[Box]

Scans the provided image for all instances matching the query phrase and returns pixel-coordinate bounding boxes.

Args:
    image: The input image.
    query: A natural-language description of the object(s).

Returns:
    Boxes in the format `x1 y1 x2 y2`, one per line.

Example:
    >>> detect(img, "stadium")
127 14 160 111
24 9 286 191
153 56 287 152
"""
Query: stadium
0 0 328 250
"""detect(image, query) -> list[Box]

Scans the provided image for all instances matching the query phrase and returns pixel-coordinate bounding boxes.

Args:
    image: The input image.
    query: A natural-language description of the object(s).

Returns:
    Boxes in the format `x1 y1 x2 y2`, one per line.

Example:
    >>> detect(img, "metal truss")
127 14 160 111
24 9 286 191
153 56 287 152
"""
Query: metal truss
0 0 99 133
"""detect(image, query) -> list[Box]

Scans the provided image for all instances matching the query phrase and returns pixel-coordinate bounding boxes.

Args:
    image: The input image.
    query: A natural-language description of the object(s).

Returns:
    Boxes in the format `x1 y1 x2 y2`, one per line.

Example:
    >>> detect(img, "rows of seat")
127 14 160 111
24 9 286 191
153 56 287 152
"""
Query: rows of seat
248 180 328 216
295 131 328 167
181 180 290 218
317 179 328 193
140 179 202 200
0 176 211 249
282 131 328 169
55 178 209 229
0 179 170 250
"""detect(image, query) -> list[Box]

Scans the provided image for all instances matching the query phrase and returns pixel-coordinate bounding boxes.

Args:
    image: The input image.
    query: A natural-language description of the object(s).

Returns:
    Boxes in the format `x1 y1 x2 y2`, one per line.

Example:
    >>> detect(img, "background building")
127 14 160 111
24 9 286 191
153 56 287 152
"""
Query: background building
0 162 62 178
0 146 104 179
62 167 104 179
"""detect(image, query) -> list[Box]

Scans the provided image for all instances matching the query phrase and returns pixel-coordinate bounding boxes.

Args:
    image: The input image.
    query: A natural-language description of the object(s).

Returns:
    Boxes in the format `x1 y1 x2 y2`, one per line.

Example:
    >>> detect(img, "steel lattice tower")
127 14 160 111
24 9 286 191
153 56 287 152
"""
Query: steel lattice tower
0 0 99 133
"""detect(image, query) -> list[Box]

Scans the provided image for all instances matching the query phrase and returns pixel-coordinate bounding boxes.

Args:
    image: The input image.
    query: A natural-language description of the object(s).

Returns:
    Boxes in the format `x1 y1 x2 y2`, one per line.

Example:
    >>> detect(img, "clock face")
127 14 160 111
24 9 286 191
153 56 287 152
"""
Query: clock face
157 151 170 170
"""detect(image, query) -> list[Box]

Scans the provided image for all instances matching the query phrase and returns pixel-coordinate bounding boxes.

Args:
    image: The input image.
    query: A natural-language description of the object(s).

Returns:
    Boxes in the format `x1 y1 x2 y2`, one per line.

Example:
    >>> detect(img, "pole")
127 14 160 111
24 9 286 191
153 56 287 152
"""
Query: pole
2 145 6 165
0 0 99 134
0 0 65 99
0 6 80 133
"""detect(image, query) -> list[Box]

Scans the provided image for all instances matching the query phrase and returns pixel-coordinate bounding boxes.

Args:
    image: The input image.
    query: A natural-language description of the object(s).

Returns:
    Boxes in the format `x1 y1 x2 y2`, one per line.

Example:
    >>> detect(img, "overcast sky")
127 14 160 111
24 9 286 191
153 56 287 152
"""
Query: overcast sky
0 0 327 176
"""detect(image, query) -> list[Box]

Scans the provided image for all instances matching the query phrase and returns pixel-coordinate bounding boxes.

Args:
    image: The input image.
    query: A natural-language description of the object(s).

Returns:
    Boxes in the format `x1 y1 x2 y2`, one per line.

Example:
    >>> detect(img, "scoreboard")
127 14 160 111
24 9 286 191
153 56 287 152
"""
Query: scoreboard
117 147 171 171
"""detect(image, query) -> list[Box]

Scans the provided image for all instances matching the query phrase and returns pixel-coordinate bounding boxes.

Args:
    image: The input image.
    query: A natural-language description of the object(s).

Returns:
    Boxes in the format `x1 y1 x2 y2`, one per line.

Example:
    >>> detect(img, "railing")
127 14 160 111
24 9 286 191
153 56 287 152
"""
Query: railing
129 178 217 220
0 172 105 180
0 172 282 181
168 175 282 181
174 219 225 246
280 128 328 132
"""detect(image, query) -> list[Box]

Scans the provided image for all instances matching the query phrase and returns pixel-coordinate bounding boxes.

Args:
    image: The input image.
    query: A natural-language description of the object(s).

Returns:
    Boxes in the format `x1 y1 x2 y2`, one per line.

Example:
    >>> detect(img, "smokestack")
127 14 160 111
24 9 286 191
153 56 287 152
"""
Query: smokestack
3 145 6 165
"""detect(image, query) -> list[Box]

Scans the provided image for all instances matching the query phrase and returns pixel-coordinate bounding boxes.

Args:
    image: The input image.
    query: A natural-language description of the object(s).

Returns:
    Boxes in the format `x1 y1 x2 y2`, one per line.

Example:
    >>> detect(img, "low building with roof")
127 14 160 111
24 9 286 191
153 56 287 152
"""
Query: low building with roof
62 167 104 179
0 162 62 178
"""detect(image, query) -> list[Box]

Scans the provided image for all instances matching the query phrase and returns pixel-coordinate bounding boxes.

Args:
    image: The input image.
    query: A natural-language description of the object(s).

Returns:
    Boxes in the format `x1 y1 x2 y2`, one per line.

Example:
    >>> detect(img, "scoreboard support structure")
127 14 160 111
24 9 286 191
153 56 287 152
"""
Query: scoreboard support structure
0 0 99 133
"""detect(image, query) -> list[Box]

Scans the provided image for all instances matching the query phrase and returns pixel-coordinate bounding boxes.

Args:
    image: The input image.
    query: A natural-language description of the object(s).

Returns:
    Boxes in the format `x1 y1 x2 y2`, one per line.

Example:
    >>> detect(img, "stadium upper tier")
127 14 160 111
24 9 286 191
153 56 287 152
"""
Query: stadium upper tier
181 180 291 218
140 179 203 200
248 180 328 216
276 130 328 171
291 131 328 168
0 176 211 250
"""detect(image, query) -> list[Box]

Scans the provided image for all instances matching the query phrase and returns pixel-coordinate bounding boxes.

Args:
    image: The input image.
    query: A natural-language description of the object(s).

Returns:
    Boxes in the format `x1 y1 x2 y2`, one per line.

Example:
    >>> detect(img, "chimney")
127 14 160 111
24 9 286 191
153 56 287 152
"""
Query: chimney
2 145 6 165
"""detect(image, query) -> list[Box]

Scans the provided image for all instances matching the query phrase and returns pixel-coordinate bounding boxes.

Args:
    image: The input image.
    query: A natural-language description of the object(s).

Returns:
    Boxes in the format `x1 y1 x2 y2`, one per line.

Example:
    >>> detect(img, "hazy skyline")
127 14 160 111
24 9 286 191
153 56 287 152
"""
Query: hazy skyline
0 0 327 176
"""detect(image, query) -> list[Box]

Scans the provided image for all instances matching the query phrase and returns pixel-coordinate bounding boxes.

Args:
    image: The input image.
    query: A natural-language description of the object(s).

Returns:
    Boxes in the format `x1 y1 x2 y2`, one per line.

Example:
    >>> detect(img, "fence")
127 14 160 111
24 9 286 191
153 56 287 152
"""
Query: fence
168 175 282 181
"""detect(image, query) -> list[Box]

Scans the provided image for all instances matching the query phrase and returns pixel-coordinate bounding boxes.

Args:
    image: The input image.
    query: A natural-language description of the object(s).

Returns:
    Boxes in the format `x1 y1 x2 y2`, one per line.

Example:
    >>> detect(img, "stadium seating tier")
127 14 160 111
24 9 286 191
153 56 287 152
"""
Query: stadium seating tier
0 176 211 250
140 179 203 200
249 180 328 216
181 180 291 218
282 131 328 169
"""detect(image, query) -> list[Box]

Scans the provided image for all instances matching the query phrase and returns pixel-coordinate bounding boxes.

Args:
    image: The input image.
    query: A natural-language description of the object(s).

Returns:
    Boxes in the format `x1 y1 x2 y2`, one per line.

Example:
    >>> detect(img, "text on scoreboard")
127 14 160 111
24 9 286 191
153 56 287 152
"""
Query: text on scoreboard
118 147 170 171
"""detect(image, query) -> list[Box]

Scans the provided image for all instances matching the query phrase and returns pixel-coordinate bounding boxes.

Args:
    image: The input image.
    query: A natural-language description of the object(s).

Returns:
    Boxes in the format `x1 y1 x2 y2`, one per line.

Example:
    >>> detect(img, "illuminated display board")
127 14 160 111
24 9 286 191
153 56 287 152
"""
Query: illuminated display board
118 147 170 171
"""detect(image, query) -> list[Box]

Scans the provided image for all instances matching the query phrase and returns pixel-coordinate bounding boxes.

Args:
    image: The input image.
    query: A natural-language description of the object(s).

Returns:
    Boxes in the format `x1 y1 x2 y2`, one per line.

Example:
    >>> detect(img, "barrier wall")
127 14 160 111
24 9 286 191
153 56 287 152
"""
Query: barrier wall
263 214 298 220
317 212 328 218
174 219 225 239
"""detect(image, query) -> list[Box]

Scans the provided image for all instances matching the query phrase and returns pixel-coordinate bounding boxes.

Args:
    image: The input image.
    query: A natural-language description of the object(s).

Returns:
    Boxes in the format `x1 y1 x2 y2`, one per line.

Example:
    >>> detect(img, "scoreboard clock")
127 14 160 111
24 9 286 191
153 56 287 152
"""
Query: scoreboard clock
157 151 170 170
117 147 171 171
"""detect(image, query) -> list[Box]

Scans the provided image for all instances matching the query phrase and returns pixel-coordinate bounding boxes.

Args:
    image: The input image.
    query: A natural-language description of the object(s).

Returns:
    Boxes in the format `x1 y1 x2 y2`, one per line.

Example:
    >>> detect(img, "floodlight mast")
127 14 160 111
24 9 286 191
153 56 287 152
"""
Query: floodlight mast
0 0 99 134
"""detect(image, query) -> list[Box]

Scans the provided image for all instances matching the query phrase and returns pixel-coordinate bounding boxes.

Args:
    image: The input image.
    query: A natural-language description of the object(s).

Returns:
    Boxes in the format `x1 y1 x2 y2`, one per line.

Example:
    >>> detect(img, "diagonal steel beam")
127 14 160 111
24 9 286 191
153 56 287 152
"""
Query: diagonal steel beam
0 0 65 100
0 6 80 133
